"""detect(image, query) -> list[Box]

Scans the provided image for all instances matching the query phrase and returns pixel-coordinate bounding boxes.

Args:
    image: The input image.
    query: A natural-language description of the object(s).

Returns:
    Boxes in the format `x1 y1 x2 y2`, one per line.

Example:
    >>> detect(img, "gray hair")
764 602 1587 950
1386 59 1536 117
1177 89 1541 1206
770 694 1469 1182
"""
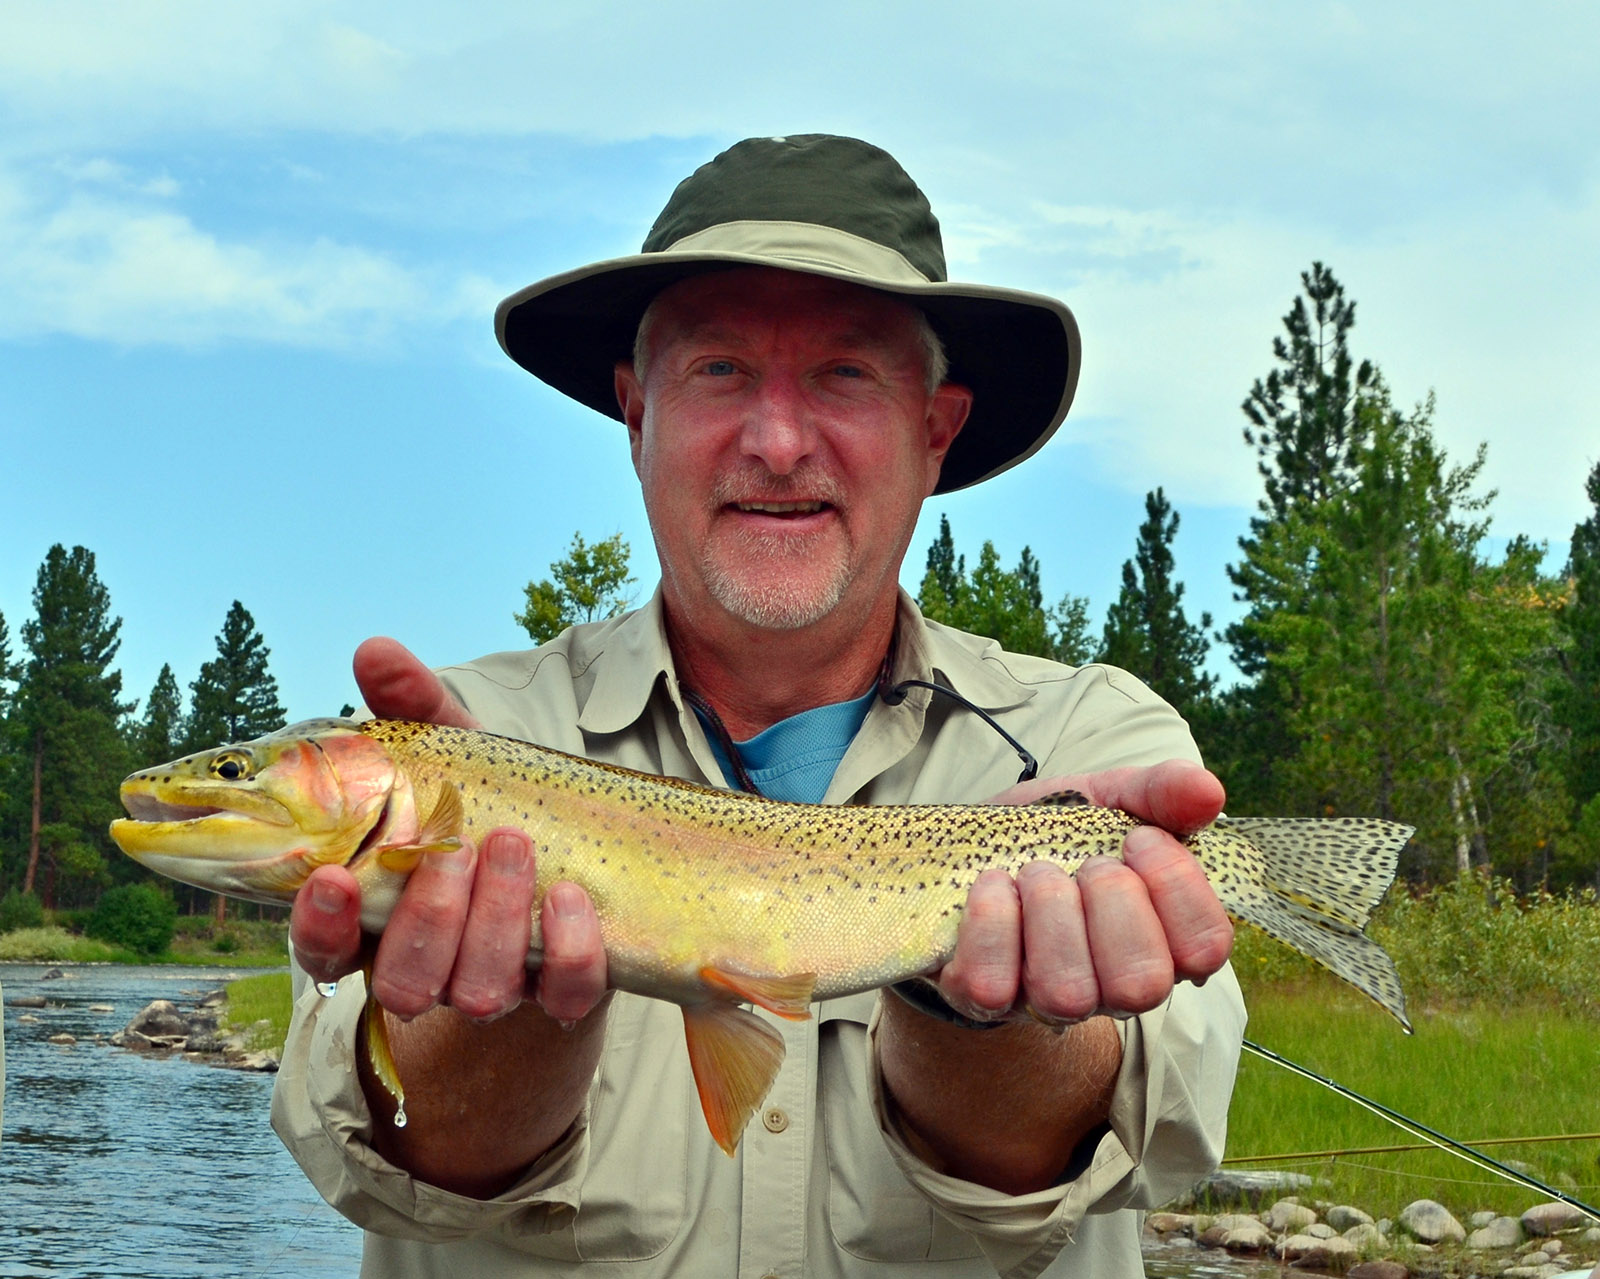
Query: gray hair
631 291 949 393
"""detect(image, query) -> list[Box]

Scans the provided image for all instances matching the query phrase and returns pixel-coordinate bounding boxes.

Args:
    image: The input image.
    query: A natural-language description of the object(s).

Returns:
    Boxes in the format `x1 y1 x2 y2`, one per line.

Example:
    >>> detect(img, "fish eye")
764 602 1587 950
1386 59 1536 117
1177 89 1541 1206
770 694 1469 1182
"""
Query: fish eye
210 751 254 782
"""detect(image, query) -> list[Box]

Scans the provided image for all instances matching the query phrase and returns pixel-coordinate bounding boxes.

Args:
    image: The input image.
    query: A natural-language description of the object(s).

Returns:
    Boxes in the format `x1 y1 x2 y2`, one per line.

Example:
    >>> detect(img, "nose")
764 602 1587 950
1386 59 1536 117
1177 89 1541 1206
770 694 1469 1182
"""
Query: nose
739 374 818 475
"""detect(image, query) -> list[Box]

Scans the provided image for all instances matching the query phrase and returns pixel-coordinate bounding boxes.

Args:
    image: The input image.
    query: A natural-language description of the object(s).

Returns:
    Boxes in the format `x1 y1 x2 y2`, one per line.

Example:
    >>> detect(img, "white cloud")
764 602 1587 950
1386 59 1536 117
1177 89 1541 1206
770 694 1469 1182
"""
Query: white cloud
933 178 1600 548
0 174 430 346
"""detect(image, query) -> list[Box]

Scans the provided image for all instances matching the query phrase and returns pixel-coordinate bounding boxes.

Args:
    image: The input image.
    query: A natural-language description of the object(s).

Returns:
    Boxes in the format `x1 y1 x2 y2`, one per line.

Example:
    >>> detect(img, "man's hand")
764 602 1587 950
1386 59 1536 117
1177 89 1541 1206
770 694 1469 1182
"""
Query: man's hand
935 759 1234 1024
288 637 607 1026
878 758 1235 1195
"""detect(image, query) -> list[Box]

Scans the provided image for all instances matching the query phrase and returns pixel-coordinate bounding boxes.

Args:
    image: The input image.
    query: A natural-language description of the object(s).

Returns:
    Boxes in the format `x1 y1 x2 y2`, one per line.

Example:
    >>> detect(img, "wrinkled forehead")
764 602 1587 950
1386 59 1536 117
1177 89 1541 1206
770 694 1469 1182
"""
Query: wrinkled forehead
644 266 926 356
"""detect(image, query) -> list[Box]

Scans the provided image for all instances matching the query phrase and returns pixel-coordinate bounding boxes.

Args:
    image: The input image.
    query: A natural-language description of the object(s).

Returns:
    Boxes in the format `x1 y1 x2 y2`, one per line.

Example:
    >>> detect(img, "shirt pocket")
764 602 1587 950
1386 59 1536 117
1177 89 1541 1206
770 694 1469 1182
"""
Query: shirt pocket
820 1020 982 1263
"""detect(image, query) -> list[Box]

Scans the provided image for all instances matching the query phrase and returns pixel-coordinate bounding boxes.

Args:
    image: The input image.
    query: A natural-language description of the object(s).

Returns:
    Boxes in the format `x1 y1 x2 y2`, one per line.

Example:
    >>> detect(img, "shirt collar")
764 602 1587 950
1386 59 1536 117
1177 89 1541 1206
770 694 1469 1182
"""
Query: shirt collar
574 586 682 735
573 584 1039 739
891 590 1040 713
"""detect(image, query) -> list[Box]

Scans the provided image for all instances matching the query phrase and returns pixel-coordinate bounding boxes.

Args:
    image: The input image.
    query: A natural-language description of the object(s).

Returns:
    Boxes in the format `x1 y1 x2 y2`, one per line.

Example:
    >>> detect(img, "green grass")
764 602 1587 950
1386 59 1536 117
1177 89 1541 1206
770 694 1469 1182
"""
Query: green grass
0 915 289 966
225 971 294 1052
1226 976 1600 1222
0 925 125 962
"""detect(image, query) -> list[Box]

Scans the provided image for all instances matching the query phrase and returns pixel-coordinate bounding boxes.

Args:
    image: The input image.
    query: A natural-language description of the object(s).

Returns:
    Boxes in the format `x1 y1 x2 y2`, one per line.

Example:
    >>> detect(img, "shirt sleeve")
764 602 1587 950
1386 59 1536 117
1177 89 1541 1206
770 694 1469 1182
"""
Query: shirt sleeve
269 970 590 1246
864 973 1245 1279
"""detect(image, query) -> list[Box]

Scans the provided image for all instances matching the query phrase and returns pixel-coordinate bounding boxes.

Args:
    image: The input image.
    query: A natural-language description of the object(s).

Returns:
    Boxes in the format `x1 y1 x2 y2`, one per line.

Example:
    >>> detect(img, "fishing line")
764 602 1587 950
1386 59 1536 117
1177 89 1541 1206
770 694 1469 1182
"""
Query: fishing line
1241 1038 1600 1220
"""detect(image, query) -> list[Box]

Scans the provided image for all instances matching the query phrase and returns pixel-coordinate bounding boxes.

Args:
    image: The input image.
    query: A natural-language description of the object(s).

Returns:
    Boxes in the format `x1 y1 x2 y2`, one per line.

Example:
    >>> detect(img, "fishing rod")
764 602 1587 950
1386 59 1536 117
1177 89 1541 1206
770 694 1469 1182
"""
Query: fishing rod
1241 1038 1600 1220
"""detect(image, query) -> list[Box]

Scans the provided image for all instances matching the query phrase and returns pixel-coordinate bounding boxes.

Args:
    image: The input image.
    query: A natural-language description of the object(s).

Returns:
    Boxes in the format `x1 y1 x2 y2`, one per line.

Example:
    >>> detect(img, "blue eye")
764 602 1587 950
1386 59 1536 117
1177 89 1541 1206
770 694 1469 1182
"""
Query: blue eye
703 359 737 376
832 365 864 379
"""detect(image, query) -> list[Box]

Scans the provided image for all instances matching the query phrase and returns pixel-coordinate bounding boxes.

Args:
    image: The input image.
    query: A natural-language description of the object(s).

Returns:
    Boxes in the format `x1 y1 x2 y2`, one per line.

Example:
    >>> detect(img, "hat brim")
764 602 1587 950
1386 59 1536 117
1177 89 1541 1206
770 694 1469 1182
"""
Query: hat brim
495 250 1080 494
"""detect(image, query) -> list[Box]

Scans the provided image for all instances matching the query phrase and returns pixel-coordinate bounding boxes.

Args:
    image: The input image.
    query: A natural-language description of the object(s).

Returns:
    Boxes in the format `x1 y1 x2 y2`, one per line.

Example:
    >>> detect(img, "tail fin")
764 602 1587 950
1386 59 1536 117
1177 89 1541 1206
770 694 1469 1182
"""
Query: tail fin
1212 816 1414 1032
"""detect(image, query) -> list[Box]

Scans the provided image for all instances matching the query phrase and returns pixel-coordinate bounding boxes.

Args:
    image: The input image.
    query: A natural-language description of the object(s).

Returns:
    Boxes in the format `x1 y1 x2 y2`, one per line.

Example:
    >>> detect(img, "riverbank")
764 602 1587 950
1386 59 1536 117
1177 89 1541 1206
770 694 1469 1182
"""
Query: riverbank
0 914 289 967
1144 1188 1597 1277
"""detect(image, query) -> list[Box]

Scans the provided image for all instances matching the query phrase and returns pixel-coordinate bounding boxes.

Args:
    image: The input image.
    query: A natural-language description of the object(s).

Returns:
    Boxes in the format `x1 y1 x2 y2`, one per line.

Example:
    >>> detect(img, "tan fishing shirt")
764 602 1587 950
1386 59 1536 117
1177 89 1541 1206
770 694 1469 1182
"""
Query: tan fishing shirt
271 590 1245 1279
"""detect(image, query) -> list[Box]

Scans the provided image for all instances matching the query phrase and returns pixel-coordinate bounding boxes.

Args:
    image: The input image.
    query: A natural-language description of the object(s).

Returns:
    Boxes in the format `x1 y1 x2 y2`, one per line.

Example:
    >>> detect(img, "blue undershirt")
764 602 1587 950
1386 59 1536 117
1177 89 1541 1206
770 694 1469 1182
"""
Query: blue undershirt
694 689 876 803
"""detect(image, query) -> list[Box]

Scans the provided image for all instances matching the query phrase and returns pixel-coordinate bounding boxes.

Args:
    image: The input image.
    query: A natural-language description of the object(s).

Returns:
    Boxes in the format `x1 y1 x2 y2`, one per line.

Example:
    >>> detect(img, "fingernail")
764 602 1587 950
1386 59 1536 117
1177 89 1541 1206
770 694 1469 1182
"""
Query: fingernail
311 879 347 915
485 831 529 876
549 884 584 920
1122 826 1167 859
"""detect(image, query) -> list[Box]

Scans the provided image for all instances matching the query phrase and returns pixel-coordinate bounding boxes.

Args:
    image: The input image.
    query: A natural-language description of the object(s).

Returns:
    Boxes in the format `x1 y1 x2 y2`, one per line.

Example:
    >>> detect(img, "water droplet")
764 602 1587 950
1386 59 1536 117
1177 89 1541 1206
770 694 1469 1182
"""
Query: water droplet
557 1018 577 1032
316 981 339 997
393 1107 407 1128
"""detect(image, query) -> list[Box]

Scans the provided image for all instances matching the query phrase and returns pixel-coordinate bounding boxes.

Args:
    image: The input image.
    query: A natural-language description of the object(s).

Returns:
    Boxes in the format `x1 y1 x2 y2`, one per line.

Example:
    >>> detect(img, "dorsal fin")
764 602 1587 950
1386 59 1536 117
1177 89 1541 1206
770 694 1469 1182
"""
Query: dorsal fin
1031 788 1094 807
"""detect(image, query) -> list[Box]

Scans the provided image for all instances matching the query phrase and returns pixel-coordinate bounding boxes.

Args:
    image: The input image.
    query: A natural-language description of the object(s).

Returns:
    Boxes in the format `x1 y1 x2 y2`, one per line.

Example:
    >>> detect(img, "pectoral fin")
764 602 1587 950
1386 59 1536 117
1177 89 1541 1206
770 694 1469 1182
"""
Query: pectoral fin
376 783 465 873
682 1002 787 1156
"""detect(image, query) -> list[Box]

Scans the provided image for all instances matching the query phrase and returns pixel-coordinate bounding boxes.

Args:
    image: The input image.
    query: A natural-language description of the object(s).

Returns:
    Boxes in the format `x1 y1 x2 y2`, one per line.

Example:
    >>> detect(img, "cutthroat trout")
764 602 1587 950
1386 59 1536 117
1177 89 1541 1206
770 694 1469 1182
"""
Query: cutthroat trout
110 717 1413 1153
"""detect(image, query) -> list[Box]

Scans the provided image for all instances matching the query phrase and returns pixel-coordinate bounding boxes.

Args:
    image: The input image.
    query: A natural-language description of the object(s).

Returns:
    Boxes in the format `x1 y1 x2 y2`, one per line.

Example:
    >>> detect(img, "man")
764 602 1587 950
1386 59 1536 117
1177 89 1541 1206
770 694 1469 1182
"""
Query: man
273 134 1244 1278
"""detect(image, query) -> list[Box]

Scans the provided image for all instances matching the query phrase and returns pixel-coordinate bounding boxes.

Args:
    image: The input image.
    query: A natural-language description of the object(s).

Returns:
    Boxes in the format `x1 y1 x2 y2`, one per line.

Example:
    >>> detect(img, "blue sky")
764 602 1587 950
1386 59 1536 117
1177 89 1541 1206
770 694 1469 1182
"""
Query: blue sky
2 2 1595 725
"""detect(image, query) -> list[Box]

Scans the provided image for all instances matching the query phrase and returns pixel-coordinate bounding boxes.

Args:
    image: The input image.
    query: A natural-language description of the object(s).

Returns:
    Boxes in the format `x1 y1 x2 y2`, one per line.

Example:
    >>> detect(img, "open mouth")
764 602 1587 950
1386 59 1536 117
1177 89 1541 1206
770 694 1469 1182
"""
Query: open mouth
731 500 831 518
122 794 227 823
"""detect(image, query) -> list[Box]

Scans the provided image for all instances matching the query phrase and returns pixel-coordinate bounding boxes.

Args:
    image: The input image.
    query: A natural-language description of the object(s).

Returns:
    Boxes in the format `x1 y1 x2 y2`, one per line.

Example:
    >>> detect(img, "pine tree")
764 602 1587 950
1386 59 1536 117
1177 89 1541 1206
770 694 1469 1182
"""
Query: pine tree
8 545 133 904
0 609 20 719
133 664 186 766
916 518 1091 663
184 602 287 751
923 515 962 607
1557 462 1600 814
1099 488 1215 718
1219 264 1383 811
515 533 637 645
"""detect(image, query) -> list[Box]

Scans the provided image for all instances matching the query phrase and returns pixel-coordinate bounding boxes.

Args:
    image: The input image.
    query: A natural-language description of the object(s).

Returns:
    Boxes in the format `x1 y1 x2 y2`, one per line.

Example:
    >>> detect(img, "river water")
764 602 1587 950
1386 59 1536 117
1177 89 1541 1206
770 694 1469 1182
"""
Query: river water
0 962 363 1279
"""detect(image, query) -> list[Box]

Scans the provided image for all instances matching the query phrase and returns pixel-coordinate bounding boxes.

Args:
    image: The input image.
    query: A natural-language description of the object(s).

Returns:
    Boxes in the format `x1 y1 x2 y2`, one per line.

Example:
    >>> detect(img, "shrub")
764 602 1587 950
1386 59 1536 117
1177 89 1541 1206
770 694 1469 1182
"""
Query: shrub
0 888 45 933
87 883 177 956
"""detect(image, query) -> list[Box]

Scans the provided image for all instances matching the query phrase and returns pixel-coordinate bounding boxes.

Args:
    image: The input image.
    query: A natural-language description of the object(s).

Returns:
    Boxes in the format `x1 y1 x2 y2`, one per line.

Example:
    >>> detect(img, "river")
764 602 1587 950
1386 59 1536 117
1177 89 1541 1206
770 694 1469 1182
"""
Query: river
0 962 362 1279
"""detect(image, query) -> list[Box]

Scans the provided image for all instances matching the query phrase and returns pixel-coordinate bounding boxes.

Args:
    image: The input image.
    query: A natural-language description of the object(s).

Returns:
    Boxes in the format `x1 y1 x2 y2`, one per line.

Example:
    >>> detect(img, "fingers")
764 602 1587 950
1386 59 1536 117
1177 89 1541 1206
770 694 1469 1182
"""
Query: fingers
291 865 365 983
933 825 1233 1025
353 637 480 729
359 825 608 1028
447 830 539 1022
369 843 477 1018
535 884 609 1023
935 869 1021 1020
1122 826 1234 983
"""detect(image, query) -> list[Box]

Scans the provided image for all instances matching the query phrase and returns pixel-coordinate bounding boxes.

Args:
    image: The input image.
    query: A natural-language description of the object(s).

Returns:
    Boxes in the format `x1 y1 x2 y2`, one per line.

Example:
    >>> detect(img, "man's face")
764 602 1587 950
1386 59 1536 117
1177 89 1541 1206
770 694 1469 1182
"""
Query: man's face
615 268 970 635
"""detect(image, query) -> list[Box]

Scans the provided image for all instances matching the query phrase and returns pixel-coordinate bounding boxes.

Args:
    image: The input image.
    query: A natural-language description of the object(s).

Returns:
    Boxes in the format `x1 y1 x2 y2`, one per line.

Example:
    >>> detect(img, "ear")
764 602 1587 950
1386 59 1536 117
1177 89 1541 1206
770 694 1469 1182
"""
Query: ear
923 383 973 494
614 361 647 473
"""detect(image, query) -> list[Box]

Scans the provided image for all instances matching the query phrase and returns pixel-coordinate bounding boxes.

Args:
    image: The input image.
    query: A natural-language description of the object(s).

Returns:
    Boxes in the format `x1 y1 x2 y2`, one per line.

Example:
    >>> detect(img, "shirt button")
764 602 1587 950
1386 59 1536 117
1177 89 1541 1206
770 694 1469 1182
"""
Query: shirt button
762 1107 790 1133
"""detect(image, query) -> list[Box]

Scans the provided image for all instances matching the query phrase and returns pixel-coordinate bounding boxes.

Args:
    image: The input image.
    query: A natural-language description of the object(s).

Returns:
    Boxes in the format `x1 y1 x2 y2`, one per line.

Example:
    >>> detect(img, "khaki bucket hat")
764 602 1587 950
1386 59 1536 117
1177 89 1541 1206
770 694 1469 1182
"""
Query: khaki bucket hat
495 134 1080 493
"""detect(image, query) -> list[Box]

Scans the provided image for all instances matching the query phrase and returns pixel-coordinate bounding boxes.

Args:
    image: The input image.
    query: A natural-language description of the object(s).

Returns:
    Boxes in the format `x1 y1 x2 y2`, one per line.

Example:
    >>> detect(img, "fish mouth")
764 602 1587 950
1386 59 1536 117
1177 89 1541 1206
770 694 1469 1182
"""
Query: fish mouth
118 784 294 829
122 794 228 823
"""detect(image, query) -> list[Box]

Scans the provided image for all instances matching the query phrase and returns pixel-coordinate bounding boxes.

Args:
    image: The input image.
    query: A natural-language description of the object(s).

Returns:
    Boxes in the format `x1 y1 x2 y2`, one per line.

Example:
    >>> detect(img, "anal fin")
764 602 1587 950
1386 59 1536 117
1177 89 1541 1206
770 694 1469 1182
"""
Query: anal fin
699 966 815 1020
682 1003 787 1156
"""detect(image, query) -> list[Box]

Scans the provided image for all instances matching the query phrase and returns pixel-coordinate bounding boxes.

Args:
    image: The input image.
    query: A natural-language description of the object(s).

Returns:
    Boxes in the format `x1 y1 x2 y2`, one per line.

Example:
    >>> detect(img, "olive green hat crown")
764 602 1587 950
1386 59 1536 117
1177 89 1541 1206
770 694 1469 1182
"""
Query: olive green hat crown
495 134 1080 493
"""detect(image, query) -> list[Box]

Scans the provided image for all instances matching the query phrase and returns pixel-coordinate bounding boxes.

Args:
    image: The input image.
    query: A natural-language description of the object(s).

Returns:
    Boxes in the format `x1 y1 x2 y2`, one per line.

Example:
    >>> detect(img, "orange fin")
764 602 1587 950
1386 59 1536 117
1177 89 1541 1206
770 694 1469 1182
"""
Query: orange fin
377 783 465 872
699 966 816 1020
417 782 464 844
682 1002 786 1156
1031 788 1093 807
